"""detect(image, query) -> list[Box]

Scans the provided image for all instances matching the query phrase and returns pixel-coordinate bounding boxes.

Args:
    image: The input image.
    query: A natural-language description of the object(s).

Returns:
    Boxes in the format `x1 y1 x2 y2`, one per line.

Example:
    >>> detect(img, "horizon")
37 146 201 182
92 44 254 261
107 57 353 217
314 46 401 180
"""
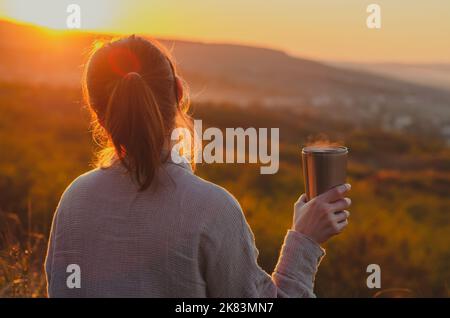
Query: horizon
2 17 450 68
1 0 450 64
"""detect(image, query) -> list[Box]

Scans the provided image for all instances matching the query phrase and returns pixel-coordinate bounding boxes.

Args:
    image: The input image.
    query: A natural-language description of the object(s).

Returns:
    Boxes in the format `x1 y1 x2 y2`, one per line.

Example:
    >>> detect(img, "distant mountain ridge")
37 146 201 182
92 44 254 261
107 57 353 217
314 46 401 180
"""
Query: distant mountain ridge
334 62 450 92
1 19 450 138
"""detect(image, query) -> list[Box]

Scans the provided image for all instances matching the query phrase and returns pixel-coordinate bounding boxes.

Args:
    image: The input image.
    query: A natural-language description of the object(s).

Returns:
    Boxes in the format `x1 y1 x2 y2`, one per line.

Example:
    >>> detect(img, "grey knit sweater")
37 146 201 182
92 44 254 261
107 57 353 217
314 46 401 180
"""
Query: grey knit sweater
45 154 325 297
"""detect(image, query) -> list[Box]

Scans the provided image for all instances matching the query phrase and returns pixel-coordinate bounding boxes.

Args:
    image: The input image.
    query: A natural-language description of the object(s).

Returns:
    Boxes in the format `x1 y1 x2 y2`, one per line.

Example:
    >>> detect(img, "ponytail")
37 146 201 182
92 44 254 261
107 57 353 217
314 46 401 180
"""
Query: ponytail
104 72 166 190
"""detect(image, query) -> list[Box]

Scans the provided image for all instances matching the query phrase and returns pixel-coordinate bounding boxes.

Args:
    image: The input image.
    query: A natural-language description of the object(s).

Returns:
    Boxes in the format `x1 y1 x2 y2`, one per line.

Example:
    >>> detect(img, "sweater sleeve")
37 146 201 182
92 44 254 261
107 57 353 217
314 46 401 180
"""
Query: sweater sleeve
199 191 325 298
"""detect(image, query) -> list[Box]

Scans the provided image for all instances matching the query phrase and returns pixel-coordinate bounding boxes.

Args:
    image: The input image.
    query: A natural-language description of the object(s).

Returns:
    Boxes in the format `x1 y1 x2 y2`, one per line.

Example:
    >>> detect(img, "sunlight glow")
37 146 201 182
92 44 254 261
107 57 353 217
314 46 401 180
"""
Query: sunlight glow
0 0 449 63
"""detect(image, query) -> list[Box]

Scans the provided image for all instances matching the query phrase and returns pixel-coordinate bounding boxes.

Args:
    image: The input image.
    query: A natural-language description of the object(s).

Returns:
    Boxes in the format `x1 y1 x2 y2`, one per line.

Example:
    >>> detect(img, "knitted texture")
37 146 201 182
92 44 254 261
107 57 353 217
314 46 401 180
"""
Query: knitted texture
45 155 325 297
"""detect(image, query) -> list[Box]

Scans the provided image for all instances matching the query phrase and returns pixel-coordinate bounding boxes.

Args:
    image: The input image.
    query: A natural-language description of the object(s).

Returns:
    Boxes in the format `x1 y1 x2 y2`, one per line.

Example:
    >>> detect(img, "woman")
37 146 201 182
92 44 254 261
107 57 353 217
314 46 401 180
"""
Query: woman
45 35 351 297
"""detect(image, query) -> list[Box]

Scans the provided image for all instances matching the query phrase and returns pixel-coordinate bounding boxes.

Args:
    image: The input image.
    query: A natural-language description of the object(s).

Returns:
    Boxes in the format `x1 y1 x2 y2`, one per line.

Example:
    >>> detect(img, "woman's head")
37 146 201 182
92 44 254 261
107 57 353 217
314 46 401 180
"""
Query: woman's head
83 35 193 190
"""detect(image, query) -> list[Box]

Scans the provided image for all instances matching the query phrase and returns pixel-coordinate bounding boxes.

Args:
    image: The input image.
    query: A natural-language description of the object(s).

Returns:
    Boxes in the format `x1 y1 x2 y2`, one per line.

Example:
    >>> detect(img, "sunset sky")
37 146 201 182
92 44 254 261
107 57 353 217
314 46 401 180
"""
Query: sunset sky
0 0 449 63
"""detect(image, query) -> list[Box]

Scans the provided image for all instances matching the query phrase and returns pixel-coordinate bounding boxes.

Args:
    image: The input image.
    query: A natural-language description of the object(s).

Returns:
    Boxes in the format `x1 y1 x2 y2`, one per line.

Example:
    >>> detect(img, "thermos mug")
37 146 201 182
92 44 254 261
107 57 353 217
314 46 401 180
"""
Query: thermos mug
302 146 348 201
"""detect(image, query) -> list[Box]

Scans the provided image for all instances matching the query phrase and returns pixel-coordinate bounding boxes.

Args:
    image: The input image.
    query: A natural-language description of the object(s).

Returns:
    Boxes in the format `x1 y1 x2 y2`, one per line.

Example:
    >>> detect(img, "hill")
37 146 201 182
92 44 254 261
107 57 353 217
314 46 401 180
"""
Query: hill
1 20 450 141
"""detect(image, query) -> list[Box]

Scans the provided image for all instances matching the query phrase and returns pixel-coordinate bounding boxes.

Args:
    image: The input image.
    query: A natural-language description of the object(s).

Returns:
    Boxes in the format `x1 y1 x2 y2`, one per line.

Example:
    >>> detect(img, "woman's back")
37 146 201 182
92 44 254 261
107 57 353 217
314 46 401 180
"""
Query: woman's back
46 156 245 297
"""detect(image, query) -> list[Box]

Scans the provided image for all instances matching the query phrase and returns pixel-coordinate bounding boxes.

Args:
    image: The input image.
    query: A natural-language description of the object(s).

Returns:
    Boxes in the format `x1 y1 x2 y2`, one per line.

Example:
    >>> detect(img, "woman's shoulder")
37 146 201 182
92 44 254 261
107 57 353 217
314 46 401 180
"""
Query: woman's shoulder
169 161 234 200
58 167 107 204
185 175 251 243
179 171 245 223
195 177 241 210
165 159 241 212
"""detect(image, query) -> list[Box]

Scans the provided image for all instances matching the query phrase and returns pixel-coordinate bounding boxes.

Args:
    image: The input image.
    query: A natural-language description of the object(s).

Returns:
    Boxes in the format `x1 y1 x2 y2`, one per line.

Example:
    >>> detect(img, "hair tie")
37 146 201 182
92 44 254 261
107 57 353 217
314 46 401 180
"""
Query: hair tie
124 71 141 79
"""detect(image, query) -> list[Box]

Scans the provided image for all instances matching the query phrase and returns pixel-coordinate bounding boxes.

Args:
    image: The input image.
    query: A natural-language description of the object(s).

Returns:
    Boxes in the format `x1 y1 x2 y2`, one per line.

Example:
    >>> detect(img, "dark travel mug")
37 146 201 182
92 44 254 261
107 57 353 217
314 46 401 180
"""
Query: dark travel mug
302 146 348 201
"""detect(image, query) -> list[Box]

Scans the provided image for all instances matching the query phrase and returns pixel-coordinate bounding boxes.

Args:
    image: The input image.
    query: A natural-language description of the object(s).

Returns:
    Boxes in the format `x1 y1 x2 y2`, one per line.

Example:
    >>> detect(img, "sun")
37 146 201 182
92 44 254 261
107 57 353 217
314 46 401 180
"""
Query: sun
1 0 118 31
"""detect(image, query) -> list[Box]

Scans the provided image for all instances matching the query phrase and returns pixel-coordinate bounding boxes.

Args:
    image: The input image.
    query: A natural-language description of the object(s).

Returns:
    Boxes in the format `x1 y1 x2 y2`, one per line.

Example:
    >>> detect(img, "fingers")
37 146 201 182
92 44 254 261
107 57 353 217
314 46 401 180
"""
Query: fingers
317 183 351 203
328 198 351 212
295 193 307 208
334 210 350 223
334 219 349 233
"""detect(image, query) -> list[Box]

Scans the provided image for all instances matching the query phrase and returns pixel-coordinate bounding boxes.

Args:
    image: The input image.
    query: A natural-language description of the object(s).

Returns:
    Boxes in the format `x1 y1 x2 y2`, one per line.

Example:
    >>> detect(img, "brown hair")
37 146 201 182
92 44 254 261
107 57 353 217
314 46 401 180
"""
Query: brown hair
83 35 193 190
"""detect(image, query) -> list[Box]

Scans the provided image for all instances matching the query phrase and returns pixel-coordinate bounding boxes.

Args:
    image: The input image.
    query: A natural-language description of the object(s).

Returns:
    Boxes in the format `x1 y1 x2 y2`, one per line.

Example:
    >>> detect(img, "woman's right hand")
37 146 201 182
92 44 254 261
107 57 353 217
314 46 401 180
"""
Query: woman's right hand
292 184 351 244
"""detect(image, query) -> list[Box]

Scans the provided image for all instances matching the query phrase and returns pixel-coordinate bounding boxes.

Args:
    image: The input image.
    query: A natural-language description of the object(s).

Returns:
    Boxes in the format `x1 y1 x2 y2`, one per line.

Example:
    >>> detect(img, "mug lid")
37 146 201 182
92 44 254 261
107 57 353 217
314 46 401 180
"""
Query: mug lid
302 145 348 154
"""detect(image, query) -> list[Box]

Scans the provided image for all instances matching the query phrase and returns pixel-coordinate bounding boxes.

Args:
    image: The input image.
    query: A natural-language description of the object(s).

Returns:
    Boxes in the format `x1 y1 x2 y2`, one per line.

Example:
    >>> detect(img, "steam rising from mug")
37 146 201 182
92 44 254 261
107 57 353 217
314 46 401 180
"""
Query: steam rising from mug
302 146 348 201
